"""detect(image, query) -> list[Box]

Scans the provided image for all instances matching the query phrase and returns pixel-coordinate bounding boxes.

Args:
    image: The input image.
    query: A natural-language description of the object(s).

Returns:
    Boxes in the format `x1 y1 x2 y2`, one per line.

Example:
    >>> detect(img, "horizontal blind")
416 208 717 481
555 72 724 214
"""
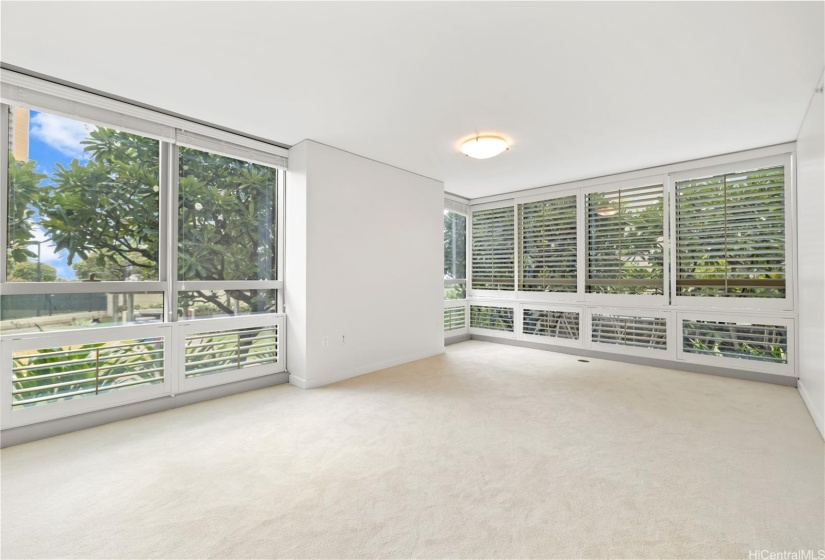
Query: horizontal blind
587 184 664 295
470 305 514 332
591 313 667 350
11 337 164 409
444 307 466 331
185 324 279 378
471 207 515 290
682 319 787 364
675 165 785 298
519 195 577 292
522 309 579 340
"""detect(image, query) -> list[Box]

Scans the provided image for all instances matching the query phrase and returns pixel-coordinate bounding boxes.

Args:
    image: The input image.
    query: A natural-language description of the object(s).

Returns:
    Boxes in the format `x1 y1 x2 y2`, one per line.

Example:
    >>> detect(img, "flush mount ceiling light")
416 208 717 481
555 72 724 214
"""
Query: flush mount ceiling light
460 135 510 159
595 206 620 217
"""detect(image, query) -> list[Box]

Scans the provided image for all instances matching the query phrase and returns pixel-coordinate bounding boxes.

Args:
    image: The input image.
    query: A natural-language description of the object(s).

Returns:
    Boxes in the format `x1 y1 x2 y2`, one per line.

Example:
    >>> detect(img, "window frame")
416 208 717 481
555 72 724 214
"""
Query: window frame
675 311 795 376
669 154 794 312
443 204 468 300
514 188 582 303
468 200 517 300
0 72 287 429
581 175 669 307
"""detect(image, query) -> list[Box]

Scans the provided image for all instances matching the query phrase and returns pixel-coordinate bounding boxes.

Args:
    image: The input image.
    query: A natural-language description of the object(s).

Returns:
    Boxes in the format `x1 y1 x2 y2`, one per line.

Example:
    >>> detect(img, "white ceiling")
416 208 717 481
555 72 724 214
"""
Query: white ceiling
1 2 823 199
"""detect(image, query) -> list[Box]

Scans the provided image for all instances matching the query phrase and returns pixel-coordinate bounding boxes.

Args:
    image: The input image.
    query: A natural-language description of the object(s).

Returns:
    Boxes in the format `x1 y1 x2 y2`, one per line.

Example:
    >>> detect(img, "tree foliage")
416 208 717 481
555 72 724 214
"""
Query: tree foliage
9 124 278 314
8 260 58 282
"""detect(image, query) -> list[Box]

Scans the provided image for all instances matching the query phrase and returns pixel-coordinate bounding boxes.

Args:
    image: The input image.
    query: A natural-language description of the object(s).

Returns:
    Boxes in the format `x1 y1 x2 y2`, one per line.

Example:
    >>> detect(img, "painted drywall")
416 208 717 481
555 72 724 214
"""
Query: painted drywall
796 75 825 439
286 141 444 388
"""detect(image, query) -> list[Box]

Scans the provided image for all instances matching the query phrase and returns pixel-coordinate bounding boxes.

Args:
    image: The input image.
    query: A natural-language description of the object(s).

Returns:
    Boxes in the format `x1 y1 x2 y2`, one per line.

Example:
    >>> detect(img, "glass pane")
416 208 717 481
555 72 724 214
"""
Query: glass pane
0 292 164 334
12 337 164 409
178 147 278 281
444 283 466 300
178 290 277 319
6 106 160 282
444 210 466 280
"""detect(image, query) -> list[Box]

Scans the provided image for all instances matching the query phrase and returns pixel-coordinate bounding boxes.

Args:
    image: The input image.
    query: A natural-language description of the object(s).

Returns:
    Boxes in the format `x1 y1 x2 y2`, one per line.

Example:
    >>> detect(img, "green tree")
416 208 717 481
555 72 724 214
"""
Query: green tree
8 261 58 282
6 154 46 264
37 128 160 276
20 126 277 314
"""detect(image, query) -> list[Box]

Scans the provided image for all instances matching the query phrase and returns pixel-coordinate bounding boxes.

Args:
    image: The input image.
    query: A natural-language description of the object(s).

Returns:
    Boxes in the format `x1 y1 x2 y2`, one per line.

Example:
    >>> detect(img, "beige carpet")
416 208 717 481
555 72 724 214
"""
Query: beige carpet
1 340 823 559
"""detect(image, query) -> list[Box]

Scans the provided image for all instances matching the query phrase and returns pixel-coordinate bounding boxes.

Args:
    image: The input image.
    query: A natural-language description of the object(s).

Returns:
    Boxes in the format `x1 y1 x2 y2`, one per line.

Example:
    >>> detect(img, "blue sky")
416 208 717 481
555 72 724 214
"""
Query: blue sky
24 109 93 280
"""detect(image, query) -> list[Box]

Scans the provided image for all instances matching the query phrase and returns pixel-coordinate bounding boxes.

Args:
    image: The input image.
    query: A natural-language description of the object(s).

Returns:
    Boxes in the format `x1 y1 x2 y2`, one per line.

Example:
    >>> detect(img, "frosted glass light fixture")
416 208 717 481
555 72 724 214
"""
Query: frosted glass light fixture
460 135 510 159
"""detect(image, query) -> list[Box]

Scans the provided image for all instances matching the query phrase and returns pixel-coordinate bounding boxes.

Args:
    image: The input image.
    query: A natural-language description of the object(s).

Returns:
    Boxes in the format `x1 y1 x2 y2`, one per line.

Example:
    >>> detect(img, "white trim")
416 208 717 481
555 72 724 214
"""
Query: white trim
471 143 796 206
471 199 516 212
177 280 283 291
2 323 172 428
0 104 9 285
670 153 794 312
675 311 795 377
798 380 825 439
0 281 166 295
290 348 445 389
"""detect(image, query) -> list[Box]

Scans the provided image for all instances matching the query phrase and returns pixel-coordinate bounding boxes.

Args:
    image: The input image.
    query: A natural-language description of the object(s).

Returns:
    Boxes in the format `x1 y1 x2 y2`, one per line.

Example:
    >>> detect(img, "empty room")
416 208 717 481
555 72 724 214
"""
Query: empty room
0 1 823 559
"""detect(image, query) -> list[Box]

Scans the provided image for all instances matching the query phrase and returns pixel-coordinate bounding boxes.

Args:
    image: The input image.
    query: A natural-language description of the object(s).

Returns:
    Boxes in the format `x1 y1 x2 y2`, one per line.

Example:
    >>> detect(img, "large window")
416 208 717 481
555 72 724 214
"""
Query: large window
518 195 577 293
177 146 279 318
471 206 514 291
1 78 287 426
586 183 664 295
674 164 786 300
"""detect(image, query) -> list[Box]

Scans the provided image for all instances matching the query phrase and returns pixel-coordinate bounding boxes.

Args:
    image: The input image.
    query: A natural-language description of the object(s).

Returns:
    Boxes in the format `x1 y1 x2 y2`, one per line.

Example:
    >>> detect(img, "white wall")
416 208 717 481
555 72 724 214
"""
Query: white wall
286 141 444 388
796 75 825 439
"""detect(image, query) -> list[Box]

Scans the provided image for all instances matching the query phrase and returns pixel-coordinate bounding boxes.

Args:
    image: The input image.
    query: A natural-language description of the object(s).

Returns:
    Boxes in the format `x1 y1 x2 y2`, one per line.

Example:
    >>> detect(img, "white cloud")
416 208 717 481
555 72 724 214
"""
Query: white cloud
30 112 94 159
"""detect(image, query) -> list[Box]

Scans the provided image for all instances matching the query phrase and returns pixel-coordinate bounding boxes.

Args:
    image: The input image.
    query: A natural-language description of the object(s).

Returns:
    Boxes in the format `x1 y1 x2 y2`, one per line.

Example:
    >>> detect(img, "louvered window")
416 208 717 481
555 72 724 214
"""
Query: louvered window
522 309 579 340
444 307 466 331
470 305 514 332
185 324 279 378
519 195 577 292
587 184 664 295
591 313 667 350
12 338 164 409
682 320 787 364
471 207 515 291
675 165 785 298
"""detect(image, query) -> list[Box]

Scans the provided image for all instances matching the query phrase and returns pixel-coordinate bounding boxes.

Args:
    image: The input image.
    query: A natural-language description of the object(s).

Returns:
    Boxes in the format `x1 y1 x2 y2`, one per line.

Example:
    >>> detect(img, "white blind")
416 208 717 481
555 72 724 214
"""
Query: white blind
522 309 579 340
591 313 667 350
675 165 785 298
682 319 787 364
587 184 664 295
471 207 515 291
11 337 165 409
469 305 514 332
444 307 466 331
518 195 577 292
185 324 279 378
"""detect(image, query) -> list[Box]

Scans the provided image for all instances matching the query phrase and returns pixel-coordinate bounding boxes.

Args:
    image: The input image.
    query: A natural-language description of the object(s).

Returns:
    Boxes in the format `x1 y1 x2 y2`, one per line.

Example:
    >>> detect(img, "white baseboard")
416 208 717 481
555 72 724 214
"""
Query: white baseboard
798 380 825 440
291 348 445 389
